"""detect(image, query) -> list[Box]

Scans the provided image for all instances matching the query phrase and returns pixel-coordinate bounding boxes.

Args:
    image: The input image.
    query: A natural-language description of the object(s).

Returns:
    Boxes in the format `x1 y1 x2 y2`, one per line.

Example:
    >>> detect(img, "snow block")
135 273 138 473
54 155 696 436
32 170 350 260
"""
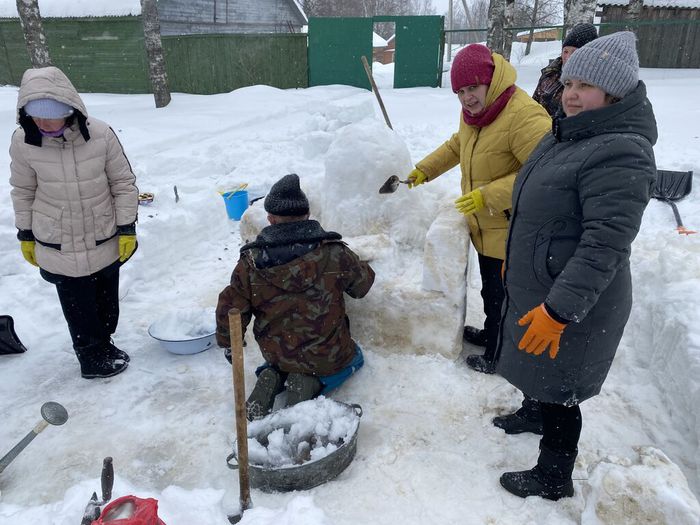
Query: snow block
422 199 469 302
582 447 700 525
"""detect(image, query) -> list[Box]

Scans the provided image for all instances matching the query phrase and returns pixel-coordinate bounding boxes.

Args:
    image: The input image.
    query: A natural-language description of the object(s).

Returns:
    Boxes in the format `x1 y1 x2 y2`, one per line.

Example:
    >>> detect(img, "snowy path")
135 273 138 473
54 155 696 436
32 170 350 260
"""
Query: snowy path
0 49 699 524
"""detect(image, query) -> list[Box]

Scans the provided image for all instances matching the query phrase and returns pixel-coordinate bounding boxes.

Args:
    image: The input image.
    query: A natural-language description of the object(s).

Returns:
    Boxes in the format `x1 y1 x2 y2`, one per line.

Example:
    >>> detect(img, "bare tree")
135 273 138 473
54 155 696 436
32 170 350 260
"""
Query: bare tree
16 0 51 67
563 0 596 34
141 0 170 108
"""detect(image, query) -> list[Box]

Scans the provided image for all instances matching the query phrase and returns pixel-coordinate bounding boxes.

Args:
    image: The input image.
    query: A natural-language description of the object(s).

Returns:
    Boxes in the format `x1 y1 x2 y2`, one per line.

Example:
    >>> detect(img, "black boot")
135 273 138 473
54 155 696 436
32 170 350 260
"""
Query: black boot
463 326 487 347
465 354 496 374
74 343 128 379
500 444 576 500
246 368 285 421
107 339 130 362
285 373 322 407
493 398 543 435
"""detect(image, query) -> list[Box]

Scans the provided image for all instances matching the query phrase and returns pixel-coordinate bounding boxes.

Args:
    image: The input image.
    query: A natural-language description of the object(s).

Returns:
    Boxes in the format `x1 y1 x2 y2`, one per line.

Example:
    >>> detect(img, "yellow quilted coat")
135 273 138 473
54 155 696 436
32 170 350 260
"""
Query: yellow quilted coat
416 53 551 260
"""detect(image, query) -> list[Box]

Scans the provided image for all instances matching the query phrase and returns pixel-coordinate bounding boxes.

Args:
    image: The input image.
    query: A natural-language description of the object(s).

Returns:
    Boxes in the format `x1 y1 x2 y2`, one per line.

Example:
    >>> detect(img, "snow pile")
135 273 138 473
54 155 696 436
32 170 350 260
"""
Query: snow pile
148 307 216 341
245 397 360 468
322 118 434 247
581 447 700 524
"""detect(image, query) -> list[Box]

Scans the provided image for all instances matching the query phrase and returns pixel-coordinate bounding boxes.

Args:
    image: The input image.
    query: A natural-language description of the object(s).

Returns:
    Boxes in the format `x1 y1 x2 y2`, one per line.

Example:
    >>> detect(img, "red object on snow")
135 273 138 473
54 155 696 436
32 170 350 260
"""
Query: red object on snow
91 495 166 525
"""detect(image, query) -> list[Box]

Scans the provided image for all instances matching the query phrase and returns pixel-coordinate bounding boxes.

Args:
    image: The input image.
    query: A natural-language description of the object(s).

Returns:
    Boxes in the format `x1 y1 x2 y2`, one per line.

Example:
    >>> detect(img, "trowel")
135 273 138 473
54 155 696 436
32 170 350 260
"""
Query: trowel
378 175 410 194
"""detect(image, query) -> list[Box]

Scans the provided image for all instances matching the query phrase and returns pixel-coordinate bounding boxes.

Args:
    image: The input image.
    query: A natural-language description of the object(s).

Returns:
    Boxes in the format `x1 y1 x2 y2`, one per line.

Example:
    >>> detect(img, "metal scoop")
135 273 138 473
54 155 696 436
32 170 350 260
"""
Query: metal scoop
379 175 410 194
0 401 69 474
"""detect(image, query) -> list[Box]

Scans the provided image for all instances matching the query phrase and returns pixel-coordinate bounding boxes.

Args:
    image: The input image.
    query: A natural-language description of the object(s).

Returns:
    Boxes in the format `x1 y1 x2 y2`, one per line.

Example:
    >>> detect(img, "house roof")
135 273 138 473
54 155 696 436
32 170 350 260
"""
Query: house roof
373 32 388 47
516 27 559 37
0 0 141 18
290 0 308 24
598 0 700 7
0 0 310 20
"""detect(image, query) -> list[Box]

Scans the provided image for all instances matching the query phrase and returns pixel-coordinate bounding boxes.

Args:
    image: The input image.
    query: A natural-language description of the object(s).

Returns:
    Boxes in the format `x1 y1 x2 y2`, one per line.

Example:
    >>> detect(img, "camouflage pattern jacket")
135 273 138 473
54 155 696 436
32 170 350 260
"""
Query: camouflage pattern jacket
532 56 563 117
216 220 375 376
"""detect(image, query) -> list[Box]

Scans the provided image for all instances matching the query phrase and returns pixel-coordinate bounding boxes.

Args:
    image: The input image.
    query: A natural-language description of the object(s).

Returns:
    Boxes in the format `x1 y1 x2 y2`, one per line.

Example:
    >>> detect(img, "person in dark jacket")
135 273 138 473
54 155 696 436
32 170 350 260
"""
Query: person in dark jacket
532 23 598 116
216 174 375 420
495 32 657 500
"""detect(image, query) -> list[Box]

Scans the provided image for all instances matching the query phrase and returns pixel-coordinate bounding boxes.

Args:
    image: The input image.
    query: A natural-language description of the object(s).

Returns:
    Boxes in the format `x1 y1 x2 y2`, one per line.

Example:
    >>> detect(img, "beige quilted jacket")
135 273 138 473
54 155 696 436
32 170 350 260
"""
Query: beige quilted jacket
10 67 138 277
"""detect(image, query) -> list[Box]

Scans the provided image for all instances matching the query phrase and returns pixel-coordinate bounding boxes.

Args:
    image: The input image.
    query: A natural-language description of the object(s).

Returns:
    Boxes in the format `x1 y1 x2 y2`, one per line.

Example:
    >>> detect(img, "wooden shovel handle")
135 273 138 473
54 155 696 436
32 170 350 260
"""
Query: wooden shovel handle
228 309 252 512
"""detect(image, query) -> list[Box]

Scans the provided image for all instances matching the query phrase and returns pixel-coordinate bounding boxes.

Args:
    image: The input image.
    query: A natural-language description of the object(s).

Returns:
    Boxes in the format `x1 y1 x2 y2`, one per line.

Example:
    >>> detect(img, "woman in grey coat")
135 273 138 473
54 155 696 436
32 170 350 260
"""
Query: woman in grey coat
495 32 658 499
10 66 138 379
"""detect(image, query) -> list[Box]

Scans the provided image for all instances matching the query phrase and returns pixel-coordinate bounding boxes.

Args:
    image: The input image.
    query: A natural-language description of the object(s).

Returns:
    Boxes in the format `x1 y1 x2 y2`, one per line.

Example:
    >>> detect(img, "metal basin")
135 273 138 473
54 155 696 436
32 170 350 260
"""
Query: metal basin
227 400 362 492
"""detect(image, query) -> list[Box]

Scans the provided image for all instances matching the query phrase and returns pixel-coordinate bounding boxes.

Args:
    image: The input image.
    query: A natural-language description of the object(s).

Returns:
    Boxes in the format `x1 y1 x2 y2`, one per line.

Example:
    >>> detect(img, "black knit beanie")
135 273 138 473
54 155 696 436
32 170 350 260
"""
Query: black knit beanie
264 174 310 216
563 23 598 49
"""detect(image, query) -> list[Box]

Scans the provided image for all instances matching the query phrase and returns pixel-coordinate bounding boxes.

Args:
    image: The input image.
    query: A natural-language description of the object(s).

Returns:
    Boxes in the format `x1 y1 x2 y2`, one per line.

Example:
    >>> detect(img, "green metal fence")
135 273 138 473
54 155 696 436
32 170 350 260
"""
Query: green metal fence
308 17 373 89
308 16 444 89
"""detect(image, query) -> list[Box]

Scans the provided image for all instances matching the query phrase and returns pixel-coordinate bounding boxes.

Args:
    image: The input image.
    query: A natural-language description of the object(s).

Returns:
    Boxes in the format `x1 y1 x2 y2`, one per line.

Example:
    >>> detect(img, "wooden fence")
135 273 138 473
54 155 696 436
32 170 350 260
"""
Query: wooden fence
0 16 308 94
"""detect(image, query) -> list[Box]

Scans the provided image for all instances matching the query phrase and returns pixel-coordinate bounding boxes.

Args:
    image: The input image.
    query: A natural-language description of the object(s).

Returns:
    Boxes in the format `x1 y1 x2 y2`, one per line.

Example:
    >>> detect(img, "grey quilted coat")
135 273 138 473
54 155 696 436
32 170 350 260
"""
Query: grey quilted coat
10 67 138 277
496 81 657 405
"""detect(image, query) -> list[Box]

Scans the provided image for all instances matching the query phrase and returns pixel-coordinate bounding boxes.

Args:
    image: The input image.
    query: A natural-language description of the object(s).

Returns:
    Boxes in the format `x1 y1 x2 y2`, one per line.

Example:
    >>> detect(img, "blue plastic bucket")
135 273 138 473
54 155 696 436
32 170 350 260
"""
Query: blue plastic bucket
222 190 249 220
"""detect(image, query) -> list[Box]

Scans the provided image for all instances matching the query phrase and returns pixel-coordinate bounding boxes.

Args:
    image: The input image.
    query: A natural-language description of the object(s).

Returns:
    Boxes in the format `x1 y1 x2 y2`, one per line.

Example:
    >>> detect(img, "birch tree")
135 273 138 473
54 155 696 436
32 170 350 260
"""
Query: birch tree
486 0 506 55
625 0 644 34
16 0 51 67
563 0 596 34
141 0 170 108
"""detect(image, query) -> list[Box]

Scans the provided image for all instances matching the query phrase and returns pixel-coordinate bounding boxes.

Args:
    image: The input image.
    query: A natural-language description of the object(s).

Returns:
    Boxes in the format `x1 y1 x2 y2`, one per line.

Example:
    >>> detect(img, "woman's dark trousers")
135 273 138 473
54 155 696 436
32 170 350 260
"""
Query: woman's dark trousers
478 253 505 363
42 262 120 348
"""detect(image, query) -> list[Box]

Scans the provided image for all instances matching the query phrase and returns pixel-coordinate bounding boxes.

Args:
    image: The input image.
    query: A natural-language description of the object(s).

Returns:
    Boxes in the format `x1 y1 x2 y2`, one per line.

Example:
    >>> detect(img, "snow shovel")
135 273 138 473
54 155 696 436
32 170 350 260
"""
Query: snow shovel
379 175 411 194
0 402 68 475
0 315 27 355
652 170 696 235
227 308 252 524
80 457 115 525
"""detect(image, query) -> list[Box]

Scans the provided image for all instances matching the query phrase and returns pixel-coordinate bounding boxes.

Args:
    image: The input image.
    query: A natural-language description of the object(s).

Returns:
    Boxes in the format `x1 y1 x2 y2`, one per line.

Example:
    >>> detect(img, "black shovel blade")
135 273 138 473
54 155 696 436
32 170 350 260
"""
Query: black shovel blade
652 170 693 201
379 175 400 194
0 315 27 355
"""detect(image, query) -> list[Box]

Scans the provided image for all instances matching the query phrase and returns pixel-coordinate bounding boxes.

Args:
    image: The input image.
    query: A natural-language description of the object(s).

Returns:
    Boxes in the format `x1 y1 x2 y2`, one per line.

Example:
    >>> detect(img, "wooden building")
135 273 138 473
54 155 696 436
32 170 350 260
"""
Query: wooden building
597 0 699 67
158 0 307 35
515 27 562 43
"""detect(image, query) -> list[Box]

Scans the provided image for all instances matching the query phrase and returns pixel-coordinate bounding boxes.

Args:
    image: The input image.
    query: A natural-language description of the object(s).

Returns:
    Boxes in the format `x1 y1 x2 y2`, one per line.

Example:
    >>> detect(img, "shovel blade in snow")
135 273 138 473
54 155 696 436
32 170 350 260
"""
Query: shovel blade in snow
652 170 695 234
0 315 27 355
652 170 692 201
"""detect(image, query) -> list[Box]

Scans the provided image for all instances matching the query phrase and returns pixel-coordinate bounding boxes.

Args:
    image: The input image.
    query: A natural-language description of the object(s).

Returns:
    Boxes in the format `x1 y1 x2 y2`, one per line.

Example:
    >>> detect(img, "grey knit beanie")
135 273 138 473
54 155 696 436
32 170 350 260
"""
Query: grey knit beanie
560 31 639 99
562 23 598 49
264 174 310 216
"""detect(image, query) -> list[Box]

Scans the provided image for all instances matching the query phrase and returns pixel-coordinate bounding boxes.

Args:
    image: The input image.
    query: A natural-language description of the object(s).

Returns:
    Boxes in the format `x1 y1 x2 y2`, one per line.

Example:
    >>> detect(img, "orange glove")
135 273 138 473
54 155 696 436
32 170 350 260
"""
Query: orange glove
517 304 567 359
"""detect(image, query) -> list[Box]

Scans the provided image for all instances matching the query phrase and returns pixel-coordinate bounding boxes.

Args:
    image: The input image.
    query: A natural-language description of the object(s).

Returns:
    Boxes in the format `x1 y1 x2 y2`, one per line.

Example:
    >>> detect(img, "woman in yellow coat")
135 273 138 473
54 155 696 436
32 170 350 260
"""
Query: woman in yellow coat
408 44 550 373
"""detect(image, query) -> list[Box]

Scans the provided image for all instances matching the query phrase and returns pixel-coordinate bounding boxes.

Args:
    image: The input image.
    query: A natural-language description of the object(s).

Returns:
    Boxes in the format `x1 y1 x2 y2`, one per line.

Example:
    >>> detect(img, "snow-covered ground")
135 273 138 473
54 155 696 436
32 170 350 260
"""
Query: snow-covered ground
1 41 699 524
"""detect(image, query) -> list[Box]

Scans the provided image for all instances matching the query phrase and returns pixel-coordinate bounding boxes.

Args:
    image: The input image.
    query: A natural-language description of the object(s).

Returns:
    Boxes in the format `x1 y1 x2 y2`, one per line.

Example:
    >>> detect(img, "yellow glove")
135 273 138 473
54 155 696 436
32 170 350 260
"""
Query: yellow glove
20 241 38 267
455 189 485 216
119 235 137 262
407 168 428 189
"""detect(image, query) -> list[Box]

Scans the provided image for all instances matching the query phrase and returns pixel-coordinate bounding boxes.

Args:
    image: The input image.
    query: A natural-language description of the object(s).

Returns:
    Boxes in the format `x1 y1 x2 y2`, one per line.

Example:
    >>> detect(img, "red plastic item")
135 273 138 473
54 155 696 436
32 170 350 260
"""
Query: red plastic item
91 495 166 525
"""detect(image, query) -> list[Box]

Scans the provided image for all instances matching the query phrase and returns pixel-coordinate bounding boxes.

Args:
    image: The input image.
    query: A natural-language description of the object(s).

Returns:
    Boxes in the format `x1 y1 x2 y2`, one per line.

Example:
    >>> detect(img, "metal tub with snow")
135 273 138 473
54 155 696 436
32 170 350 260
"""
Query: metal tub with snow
226 398 362 492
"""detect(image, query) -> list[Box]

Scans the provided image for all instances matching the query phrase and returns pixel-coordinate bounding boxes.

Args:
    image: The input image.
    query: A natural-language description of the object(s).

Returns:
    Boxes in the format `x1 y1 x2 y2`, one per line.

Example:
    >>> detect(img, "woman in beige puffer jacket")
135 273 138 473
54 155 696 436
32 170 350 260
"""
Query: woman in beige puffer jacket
9 66 138 379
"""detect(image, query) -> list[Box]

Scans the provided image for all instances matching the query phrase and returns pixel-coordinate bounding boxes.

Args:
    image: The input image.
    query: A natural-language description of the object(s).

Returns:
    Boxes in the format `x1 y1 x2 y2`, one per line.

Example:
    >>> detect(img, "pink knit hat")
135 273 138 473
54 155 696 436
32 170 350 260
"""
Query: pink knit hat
450 44 495 92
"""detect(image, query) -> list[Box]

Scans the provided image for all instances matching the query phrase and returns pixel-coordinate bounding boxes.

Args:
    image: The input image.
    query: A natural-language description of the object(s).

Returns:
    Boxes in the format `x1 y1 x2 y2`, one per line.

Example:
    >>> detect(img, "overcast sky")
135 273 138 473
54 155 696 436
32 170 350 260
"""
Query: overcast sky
433 0 451 15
